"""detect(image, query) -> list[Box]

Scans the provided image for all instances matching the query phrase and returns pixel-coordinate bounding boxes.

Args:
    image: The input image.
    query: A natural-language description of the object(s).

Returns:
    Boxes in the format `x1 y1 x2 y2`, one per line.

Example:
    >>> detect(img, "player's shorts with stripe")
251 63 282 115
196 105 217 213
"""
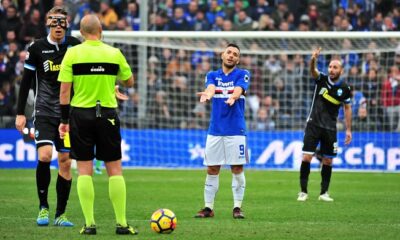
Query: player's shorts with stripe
69 107 122 161
204 135 249 166
302 123 338 158
33 116 70 152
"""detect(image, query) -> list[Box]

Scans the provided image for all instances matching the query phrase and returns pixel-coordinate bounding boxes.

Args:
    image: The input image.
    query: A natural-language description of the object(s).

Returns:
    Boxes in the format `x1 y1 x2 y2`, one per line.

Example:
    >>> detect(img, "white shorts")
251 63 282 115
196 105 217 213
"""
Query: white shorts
204 135 249 166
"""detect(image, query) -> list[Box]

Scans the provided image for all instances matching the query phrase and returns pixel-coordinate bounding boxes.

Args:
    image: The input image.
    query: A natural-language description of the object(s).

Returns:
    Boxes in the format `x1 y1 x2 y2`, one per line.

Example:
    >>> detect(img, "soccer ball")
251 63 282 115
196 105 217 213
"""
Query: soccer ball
150 208 177 234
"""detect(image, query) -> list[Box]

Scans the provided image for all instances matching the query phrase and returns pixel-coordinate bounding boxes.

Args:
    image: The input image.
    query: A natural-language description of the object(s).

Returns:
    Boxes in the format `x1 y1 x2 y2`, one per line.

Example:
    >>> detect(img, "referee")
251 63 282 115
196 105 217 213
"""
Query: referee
57 14 137 235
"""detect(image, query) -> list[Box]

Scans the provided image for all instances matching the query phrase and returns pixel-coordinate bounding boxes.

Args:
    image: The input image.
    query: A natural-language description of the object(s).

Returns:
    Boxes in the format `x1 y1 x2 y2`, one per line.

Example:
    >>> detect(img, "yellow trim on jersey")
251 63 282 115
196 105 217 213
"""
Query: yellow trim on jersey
322 89 341 105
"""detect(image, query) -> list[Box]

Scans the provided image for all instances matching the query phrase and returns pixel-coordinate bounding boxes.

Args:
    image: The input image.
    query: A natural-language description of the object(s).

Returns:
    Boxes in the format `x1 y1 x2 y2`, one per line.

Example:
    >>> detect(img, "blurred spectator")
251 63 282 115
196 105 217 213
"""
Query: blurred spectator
14 51 26 78
341 39 360 74
250 0 272 21
191 41 214 68
381 65 400 131
193 10 210 31
252 106 275 130
256 14 275 30
149 90 172 129
168 75 191 128
166 49 192 79
188 102 207 129
120 89 139 128
307 3 318 30
0 5 21 42
0 49 12 86
233 10 253 30
124 2 140 31
19 8 46 46
370 12 383 31
222 19 233 31
168 7 190 30
185 0 199 27
270 0 288 29
361 68 385 128
298 14 310 31
381 16 397 31
0 80 16 117
210 15 223 31
220 0 235 20
206 0 225 25
148 11 169 31
339 17 353 31
352 106 375 131
271 76 293 129
99 1 118 29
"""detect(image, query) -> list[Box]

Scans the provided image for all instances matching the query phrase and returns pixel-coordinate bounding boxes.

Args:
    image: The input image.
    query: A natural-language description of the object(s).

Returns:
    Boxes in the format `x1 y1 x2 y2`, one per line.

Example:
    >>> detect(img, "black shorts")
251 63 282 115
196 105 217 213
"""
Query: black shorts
69 107 122 161
302 123 338 158
33 116 70 152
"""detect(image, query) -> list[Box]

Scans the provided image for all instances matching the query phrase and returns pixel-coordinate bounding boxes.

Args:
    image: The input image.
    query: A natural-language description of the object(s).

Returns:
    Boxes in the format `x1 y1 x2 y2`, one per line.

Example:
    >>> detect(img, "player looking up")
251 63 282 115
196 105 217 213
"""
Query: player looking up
195 43 251 219
297 47 352 202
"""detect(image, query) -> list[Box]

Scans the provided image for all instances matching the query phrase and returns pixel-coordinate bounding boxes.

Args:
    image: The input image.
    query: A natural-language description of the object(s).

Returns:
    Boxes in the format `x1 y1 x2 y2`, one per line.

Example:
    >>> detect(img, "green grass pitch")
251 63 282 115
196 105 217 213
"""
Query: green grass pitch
0 169 399 239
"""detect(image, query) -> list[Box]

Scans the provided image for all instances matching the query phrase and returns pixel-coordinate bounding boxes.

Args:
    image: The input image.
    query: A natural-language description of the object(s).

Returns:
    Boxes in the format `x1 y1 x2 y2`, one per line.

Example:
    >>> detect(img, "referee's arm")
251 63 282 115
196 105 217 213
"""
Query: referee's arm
119 75 134 88
60 82 72 105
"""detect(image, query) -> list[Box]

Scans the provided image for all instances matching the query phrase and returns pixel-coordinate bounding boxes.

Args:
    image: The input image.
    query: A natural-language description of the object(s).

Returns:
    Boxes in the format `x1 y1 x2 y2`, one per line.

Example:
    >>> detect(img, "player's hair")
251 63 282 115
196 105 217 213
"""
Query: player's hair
226 43 240 53
47 6 68 16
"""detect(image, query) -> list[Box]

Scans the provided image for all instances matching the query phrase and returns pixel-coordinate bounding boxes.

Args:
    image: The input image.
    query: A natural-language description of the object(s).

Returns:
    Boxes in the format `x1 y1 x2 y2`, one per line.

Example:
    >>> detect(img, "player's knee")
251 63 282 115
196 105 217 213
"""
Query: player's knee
302 154 313 162
231 165 243 174
322 158 333 166
39 152 52 162
207 166 220 175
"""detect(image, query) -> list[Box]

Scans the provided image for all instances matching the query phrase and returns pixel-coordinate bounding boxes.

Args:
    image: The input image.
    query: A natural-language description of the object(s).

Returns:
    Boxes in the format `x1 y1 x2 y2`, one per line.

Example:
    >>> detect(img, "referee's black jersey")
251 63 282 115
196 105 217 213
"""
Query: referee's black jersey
24 35 80 118
306 73 352 131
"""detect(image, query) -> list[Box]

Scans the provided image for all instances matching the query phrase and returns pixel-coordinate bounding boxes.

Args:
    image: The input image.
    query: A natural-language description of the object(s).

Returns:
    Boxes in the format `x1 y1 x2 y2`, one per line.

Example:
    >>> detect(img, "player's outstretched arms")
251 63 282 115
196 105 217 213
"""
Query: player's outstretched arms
197 84 216 103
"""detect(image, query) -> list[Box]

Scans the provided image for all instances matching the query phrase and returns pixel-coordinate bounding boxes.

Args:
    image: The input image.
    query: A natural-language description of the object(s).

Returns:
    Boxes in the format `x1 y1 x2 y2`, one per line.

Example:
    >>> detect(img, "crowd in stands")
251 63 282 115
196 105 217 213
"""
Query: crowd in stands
0 0 399 132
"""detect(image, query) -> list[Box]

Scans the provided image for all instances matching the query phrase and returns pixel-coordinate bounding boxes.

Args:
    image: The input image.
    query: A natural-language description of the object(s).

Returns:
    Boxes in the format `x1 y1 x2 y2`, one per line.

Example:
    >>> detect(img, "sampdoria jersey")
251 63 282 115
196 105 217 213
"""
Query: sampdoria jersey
24 35 80 118
205 68 251 136
307 73 352 131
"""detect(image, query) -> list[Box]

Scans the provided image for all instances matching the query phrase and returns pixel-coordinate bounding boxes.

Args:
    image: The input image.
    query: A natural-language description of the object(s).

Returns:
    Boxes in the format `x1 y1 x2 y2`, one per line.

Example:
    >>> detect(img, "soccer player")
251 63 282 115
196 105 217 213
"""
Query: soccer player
15 6 80 227
297 47 352 202
195 43 250 219
58 14 137 235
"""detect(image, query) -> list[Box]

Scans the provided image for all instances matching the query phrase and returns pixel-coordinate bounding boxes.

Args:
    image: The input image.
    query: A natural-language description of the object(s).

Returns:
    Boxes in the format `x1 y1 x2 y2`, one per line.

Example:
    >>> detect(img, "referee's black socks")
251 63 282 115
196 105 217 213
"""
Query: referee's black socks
36 161 51 209
300 161 310 193
55 174 72 218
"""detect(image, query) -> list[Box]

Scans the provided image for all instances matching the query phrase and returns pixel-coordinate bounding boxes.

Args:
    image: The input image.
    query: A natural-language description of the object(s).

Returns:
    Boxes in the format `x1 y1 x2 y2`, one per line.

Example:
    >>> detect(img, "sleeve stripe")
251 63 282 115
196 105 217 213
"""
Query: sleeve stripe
24 63 36 71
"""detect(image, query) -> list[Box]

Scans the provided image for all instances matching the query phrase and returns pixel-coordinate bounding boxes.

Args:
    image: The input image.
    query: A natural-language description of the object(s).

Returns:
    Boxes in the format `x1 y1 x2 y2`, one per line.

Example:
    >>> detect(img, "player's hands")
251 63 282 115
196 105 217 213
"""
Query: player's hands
197 92 211 103
115 85 129 101
225 97 236 106
311 47 322 60
15 115 26 132
345 130 352 145
59 123 70 139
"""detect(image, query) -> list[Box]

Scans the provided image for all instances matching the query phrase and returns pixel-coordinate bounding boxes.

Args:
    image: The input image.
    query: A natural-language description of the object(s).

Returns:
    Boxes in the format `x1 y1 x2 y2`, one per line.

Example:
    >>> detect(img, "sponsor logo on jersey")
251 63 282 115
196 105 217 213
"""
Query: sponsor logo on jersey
42 50 55 53
319 88 340 105
217 81 234 87
43 60 61 72
244 74 249 82
90 66 105 72
337 89 343 96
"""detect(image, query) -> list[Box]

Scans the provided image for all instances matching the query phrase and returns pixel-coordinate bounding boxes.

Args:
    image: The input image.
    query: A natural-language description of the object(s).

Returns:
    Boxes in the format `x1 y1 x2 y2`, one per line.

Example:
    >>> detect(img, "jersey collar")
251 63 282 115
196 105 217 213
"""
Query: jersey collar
84 40 102 46
327 76 343 86
47 34 66 45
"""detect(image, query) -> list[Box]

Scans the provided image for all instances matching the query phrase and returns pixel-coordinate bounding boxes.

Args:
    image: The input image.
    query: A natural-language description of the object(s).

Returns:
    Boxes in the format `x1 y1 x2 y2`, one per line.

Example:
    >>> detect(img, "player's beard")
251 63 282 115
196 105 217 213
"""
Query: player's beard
223 62 236 69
